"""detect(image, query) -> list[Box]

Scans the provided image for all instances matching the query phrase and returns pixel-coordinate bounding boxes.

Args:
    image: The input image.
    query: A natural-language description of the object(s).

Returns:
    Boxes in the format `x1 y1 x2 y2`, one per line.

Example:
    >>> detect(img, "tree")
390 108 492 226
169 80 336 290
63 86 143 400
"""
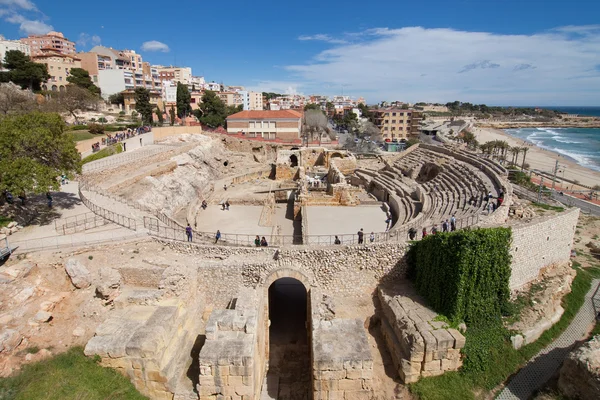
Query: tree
303 109 328 145
194 90 229 128
521 147 529 171
66 68 100 95
0 112 81 194
134 87 153 125
357 103 372 121
0 82 37 115
108 92 124 106
1 50 49 91
51 85 98 122
176 82 192 118
344 121 381 152
304 103 321 112
169 105 175 126
156 105 164 125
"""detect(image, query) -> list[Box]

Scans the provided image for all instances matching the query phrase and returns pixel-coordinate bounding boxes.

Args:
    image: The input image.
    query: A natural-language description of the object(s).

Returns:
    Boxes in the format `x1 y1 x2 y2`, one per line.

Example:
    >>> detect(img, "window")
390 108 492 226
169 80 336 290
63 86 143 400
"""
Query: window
263 121 269 129
384 127 389 131
399 127 404 130
50 65 54 69
392 112 396 116
391 120 396 123
59 76 62 81
391 127 396 131
384 120 389 123
399 113 404 116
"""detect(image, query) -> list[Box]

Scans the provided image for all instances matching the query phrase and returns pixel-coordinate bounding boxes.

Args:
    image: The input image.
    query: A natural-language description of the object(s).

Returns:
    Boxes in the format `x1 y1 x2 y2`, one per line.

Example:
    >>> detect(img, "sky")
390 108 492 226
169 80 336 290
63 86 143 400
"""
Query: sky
1 0 600 106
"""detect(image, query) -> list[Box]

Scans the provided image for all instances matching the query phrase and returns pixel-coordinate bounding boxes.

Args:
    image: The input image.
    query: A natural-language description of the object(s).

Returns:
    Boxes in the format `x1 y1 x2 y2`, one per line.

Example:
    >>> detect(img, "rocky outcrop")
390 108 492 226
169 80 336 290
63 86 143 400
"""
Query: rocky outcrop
95 267 121 301
65 259 92 289
558 335 600 399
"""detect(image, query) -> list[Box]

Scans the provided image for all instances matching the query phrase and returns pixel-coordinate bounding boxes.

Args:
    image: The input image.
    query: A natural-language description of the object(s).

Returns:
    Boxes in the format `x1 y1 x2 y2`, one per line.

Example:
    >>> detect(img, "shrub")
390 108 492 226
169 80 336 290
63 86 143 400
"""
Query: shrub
87 123 105 135
407 228 512 323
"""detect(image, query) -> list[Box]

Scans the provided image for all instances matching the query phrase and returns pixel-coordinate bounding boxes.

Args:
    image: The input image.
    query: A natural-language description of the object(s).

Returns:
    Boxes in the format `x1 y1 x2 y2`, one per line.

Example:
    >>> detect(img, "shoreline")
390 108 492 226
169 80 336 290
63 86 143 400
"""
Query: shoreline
471 125 600 189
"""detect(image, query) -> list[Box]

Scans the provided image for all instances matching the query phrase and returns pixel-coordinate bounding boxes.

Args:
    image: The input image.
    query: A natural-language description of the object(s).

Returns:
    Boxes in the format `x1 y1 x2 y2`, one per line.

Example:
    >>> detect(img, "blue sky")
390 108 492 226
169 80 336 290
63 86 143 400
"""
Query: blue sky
1 0 600 105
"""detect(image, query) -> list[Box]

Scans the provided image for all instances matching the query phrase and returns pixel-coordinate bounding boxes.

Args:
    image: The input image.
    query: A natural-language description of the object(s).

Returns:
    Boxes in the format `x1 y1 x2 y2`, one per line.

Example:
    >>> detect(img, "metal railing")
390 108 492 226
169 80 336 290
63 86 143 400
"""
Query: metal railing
54 212 108 235
10 230 148 253
78 181 137 231
144 214 481 247
82 146 169 173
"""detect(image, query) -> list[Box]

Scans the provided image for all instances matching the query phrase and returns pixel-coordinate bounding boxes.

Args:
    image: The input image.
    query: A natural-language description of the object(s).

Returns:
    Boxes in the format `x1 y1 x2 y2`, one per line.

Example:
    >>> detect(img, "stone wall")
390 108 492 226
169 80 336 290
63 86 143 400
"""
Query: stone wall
508 207 579 290
312 319 374 399
153 126 203 141
378 284 465 383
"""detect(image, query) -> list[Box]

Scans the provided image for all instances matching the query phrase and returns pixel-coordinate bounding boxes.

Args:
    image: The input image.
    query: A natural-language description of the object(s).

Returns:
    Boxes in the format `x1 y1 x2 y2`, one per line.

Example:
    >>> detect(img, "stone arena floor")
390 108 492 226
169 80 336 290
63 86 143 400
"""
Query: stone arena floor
195 204 295 236
305 205 389 236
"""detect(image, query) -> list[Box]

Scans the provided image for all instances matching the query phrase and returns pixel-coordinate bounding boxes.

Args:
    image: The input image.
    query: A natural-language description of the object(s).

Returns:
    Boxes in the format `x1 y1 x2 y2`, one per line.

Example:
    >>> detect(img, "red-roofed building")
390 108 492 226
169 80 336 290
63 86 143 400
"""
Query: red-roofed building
226 110 302 142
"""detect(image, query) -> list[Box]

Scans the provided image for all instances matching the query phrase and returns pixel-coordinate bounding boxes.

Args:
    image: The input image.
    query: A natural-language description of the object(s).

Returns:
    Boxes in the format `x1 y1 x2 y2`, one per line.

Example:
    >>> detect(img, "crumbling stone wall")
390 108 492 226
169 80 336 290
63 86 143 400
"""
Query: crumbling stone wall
378 284 465 383
509 207 579 290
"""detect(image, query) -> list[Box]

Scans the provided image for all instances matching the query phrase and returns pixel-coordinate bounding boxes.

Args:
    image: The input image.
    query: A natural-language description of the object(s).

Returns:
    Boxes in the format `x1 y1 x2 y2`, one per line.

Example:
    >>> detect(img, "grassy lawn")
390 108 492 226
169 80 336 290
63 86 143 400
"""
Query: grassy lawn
410 262 600 399
0 347 147 400
0 215 12 228
82 143 123 165
531 202 565 212
70 130 105 142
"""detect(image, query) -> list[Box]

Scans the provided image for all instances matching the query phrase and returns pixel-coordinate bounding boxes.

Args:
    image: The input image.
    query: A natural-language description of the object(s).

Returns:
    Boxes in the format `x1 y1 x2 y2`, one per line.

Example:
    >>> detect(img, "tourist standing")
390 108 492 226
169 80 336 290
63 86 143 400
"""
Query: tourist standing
215 230 221 243
408 227 417 240
223 184 227 191
450 215 456 231
432 225 438 234
225 201 230 210
370 232 375 243
357 228 364 244
487 201 493 214
260 236 268 247
46 192 52 208
186 224 193 242
334 235 341 245
442 220 448 232
123 142 126 152
139 137 142 146
422 228 427 239
385 216 392 231
254 235 261 247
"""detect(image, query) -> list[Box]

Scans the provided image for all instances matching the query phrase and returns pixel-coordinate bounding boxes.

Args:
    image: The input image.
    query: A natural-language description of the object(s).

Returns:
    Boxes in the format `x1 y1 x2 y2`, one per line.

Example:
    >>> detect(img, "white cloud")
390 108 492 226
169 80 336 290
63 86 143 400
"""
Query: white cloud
246 80 304 96
285 26 600 105
0 0 37 11
77 33 101 47
13 16 52 34
141 40 170 52
298 34 347 45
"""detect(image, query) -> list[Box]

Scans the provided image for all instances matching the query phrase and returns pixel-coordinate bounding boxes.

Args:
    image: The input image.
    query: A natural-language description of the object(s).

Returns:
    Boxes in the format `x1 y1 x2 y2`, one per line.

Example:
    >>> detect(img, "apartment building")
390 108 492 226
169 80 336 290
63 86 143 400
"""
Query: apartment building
205 82 221 92
239 91 264 111
32 51 81 92
226 110 302 141
371 108 423 140
0 35 30 62
20 31 75 57
154 66 192 84
218 91 244 108
122 89 164 113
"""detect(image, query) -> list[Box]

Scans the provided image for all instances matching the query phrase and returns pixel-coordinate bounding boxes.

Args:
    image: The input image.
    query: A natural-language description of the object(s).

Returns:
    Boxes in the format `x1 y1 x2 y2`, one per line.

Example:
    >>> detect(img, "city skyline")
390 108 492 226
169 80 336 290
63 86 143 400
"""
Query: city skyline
0 0 599 105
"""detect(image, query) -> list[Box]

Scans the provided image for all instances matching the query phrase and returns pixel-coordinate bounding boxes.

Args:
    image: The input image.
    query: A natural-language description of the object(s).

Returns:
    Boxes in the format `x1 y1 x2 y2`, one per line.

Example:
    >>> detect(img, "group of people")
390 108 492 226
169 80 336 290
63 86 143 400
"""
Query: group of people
254 235 268 247
414 214 459 239
91 142 101 152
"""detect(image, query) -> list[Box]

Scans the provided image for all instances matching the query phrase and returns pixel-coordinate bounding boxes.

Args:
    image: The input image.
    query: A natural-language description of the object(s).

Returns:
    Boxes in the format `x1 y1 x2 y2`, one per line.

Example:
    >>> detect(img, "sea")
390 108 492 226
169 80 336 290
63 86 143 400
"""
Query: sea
505 126 600 172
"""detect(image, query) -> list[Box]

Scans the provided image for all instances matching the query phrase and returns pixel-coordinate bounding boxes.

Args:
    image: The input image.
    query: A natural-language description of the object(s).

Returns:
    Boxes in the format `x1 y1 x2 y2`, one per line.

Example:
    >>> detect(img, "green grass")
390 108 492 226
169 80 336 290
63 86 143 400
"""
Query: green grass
531 202 565 212
0 347 147 400
409 263 600 399
69 130 104 142
81 143 123 165
0 215 12 228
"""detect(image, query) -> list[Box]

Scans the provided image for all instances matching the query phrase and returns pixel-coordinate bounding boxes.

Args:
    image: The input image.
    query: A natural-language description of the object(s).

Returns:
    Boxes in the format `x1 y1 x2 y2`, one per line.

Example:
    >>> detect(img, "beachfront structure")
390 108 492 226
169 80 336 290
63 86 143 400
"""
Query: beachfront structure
32 51 81 92
20 31 75 57
371 108 423 140
0 35 30 62
226 110 302 141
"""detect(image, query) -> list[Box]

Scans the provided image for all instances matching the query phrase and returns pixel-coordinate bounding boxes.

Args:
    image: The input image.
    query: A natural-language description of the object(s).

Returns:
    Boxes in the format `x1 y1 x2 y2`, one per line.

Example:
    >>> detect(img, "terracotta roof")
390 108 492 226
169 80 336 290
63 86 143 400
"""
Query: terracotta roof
227 110 302 120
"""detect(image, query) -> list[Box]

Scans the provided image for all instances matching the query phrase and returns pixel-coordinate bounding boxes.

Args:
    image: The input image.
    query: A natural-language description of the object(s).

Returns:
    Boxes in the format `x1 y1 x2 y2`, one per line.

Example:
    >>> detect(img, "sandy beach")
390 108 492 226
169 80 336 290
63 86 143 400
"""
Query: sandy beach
472 126 600 189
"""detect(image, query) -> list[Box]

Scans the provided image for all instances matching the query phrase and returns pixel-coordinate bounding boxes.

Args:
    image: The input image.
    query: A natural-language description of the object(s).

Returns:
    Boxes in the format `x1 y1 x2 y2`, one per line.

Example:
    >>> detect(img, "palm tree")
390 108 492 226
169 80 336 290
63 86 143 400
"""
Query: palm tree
521 147 529 170
510 146 520 166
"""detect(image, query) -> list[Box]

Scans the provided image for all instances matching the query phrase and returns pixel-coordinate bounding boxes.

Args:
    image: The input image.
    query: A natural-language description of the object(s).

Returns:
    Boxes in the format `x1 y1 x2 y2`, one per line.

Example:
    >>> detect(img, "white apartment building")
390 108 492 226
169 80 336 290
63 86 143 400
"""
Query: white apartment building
0 35 30 62
205 82 221 92
154 65 192 84
239 91 264 111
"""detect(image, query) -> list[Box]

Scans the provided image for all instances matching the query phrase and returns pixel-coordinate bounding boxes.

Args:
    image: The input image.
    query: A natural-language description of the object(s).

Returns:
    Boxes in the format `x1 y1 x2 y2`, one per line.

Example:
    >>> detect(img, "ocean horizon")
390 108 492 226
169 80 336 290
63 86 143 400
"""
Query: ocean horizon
505 126 600 173
518 106 600 117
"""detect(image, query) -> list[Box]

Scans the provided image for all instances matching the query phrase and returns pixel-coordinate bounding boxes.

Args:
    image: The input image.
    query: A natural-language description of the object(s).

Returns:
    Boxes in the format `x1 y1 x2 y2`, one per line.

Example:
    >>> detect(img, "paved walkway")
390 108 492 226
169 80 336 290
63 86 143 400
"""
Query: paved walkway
497 279 600 400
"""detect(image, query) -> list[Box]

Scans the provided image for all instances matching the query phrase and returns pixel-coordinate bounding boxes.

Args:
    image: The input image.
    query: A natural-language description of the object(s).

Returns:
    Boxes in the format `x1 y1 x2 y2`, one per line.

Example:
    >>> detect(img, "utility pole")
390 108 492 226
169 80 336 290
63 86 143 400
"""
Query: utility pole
537 176 545 203
551 160 559 191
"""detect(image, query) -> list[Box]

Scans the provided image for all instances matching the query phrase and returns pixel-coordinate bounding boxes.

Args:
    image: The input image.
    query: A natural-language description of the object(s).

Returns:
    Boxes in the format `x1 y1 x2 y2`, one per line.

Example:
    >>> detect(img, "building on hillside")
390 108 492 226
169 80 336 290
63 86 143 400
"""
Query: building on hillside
371 108 423 140
154 65 192 84
0 35 30 62
21 31 75 57
189 76 205 90
32 51 81 92
239 91 264 111
218 91 244 108
418 104 449 113
122 88 164 114
205 82 221 92
226 110 302 141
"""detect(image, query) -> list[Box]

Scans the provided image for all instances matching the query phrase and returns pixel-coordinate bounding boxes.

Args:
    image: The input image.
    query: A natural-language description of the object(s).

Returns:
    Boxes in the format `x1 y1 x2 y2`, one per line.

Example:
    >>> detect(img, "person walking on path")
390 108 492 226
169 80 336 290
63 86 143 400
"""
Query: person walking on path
215 230 221 244
139 137 142 146
385 216 392 231
123 142 127 152
422 227 427 239
260 236 268 247
225 201 230 210
450 215 456 231
334 235 341 245
223 184 227 191
408 227 417 240
432 225 438 235
186 224 193 242
442 220 448 233
46 192 53 208
369 232 375 243
357 228 364 244
254 235 260 247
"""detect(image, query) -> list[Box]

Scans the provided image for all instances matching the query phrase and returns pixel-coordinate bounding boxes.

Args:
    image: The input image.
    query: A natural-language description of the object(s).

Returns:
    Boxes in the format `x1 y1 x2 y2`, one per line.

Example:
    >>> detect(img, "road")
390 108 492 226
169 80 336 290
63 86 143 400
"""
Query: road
551 191 600 217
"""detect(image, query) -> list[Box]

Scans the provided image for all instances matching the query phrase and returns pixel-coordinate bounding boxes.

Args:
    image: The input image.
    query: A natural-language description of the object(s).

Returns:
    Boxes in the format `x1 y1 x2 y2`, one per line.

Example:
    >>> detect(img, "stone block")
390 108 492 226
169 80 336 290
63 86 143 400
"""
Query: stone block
362 379 373 390
434 349 447 360
442 358 459 371
421 369 445 378
420 330 437 353
200 365 213 376
242 376 251 386
346 369 362 379
199 385 218 396
338 379 362 391
235 385 253 396
429 320 449 330
431 329 454 350
400 359 421 375
322 370 346 380
446 348 461 361
423 360 441 372
343 390 372 400
400 371 420 384
343 359 362 370
361 369 373 379
316 379 339 391
200 375 216 386
228 376 242 387
328 390 343 399
362 360 373 370
218 366 229 376
409 351 425 363
447 328 466 349
147 370 168 383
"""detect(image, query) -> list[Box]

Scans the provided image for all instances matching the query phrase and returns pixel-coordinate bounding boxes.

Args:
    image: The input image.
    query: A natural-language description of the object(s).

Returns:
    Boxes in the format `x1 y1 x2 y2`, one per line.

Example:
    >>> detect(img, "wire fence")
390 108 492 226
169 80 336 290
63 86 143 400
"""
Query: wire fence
54 212 108 235
78 181 137 231
144 214 481 247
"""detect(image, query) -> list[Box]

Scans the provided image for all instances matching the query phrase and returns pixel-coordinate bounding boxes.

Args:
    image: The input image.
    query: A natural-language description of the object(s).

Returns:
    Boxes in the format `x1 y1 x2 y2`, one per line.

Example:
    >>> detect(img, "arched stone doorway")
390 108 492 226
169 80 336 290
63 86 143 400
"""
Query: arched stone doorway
262 269 312 399
289 154 298 168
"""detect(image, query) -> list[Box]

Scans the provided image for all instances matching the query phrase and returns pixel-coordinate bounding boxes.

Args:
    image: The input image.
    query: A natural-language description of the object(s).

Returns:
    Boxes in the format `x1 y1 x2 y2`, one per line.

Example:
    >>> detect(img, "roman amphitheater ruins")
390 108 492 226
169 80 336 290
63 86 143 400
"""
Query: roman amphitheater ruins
1 127 580 400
